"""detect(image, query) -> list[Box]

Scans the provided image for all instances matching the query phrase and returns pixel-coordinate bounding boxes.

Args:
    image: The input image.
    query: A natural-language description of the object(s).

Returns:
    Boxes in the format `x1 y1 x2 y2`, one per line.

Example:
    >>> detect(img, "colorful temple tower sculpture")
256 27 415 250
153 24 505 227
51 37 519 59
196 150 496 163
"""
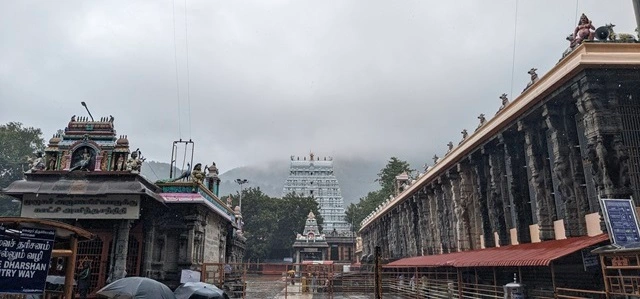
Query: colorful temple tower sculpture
40 115 139 173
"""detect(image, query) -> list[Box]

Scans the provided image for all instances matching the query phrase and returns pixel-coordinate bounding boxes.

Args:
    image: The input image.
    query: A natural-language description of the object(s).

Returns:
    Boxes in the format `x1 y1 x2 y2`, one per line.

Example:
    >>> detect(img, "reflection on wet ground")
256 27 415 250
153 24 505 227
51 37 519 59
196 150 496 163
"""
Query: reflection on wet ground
243 275 402 299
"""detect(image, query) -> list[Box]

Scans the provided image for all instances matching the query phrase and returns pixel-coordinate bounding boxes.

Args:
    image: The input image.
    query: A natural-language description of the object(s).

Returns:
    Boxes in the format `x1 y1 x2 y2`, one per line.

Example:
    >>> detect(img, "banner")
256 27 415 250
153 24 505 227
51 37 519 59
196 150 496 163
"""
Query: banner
600 198 640 248
0 225 56 294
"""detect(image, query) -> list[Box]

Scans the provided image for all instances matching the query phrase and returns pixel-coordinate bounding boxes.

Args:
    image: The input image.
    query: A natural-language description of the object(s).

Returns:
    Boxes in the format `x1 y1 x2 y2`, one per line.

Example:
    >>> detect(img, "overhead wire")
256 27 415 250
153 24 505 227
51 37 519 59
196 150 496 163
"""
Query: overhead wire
184 0 193 139
172 0 183 139
509 0 519 98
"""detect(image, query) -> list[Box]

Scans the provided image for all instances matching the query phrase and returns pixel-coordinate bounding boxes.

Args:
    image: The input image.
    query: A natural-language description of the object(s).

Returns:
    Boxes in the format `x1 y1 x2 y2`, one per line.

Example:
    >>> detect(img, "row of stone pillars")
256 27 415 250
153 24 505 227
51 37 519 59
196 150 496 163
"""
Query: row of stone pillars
362 69 638 259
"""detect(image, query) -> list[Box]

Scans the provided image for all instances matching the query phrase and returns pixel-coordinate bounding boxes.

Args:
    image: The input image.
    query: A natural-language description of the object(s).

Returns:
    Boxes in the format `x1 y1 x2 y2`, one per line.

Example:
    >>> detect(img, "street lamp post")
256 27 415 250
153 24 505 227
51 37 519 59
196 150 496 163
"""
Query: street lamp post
235 179 248 211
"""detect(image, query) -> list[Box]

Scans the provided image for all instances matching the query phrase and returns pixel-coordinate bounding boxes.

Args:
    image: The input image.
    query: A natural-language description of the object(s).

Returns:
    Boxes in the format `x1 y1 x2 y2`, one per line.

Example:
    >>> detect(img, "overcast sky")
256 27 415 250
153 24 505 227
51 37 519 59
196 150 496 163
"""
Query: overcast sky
1 1 636 172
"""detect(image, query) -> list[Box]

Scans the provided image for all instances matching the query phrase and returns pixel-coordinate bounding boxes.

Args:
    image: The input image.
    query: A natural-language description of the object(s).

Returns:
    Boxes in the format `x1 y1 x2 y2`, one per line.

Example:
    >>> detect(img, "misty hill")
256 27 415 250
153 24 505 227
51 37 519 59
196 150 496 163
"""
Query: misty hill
141 158 383 206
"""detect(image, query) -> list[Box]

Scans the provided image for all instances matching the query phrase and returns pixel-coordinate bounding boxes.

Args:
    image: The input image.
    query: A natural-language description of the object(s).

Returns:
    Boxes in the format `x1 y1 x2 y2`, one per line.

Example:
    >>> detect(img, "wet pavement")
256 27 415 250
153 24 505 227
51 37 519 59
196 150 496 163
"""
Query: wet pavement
242 275 402 299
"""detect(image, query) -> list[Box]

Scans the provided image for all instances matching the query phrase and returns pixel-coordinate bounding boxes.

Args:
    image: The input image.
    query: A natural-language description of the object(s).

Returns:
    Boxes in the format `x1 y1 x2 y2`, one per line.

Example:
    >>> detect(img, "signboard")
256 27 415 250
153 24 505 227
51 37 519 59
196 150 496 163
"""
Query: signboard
600 198 640 248
0 225 55 294
180 269 201 283
21 194 140 219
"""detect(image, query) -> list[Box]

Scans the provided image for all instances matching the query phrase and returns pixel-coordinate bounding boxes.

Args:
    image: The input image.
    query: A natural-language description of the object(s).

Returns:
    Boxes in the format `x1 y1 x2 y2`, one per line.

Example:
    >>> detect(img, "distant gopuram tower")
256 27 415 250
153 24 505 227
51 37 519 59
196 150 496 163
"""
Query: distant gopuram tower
283 153 352 234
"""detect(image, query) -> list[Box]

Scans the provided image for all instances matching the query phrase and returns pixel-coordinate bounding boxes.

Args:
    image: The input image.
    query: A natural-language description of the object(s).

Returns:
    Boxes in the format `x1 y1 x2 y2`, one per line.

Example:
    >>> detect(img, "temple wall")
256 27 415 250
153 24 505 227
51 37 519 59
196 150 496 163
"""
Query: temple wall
360 67 640 260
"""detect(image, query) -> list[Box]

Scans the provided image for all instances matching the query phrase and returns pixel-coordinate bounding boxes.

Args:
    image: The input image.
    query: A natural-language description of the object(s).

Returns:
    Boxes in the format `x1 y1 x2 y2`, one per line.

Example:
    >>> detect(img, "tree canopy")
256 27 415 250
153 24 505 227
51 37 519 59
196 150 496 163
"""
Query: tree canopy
0 122 45 216
229 187 322 262
346 157 413 231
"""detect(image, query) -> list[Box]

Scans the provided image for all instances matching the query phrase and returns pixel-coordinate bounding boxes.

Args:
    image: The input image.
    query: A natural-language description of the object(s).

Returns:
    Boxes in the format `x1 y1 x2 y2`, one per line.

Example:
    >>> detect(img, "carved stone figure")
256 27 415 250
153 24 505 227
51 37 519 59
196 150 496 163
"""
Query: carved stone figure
572 13 595 47
60 152 68 170
524 68 539 93
613 136 630 188
100 151 108 171
586 138 601 188
125 150 144 173
498 93 510 112
476 114 486 131
28 152 46 172
595 136 613 190
191 163 205 184
47 156 57 171
460 129 469 142
69 148 92 171
433 154 439 164
447 142 454 153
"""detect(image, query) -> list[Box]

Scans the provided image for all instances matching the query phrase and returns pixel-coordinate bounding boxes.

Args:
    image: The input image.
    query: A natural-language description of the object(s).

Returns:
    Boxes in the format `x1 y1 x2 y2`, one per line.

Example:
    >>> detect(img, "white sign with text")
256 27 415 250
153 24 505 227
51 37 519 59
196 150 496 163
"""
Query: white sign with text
21 194 140 219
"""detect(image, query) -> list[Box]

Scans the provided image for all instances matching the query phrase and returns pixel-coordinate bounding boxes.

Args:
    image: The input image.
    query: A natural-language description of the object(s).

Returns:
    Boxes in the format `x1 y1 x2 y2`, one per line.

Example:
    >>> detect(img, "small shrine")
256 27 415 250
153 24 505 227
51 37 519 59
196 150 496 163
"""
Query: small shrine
293 212 329 266
2 109 245 297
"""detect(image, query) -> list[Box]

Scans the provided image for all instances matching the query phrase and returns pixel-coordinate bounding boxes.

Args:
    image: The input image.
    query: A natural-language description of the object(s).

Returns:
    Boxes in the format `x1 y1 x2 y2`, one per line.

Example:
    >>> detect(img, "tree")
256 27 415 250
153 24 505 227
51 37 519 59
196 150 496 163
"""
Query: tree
0 122 45 216
233 188 322 261
376 157 413 198
346 157 412 231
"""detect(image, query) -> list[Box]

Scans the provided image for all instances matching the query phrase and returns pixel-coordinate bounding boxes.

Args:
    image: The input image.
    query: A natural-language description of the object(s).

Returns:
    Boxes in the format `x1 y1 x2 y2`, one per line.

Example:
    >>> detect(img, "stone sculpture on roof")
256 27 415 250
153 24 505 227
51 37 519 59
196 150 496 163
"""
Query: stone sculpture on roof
573 13 595 47
191 163 205 184
497 93 510 113
125 149 145 173
27 152 46 172
522 68 539 93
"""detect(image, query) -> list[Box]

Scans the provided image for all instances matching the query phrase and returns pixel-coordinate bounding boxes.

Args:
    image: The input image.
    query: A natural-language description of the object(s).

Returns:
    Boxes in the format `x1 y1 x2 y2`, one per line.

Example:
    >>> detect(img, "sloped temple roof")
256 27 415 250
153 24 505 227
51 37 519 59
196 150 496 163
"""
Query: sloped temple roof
385 234 609 268
2 172 164 203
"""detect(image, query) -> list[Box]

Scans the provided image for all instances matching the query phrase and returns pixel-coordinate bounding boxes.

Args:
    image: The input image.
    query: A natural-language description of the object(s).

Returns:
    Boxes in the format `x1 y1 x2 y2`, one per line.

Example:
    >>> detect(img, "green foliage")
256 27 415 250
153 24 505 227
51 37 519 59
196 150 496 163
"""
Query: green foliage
346 157 412 231
0 122 45 216
232 188 322 262
375 157 413 198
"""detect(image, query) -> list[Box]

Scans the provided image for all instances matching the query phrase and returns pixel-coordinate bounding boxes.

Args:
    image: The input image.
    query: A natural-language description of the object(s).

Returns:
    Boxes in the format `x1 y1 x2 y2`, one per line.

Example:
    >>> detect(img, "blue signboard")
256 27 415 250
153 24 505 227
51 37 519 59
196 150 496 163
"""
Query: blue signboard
0 225 56 294
600 198 640 248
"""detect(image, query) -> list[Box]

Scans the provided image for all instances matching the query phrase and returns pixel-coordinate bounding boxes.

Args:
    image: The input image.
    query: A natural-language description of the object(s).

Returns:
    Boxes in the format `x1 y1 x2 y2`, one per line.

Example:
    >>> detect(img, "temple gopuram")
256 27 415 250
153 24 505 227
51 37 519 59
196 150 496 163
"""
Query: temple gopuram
2 114 245 296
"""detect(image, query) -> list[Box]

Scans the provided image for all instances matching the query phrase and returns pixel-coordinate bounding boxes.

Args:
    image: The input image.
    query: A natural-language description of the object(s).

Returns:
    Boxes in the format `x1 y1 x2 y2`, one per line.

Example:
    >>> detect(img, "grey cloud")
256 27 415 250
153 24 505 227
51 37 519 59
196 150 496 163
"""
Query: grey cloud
1 0 637 171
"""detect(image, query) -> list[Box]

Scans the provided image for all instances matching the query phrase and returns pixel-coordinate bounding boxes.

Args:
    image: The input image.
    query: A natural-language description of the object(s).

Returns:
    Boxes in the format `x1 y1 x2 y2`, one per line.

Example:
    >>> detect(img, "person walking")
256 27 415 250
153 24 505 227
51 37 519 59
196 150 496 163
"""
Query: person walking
311 273 318 293
76 260 91 299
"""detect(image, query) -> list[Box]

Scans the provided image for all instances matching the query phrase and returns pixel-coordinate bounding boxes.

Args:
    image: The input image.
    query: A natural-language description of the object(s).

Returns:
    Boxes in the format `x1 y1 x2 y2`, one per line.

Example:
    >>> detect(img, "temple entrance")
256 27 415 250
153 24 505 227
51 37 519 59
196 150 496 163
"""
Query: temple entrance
75 222 144 297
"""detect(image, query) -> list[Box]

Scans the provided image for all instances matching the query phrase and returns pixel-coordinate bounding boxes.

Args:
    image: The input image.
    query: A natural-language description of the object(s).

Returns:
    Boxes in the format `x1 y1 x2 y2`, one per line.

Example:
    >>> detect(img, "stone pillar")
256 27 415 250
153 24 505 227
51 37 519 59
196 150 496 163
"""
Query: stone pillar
407 196 419 256
448 169 466 251
112 219 131 280
472 152 495 247
544 103 586 237
486 144 510 246
573 77 633 199
501 130 534 244
439 177 456 252
519 120 556 241
425 186 441 254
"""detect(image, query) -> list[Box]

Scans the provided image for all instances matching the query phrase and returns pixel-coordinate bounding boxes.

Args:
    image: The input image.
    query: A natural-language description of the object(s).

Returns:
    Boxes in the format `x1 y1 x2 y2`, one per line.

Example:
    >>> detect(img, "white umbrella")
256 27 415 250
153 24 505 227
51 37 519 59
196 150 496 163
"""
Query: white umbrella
174 282 227 299
97 277 176 299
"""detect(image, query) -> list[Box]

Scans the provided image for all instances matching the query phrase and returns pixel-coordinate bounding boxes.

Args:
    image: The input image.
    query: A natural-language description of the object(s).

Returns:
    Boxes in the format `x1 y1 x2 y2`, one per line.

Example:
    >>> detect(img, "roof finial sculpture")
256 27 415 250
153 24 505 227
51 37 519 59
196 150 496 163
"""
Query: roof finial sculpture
476 114 486 131
522 68 539 94
447 141 454 153
191 163 205 184
460 129 469 144
433 154 439 164
207 162 219 177
498 93 510 112
572 13 595 47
